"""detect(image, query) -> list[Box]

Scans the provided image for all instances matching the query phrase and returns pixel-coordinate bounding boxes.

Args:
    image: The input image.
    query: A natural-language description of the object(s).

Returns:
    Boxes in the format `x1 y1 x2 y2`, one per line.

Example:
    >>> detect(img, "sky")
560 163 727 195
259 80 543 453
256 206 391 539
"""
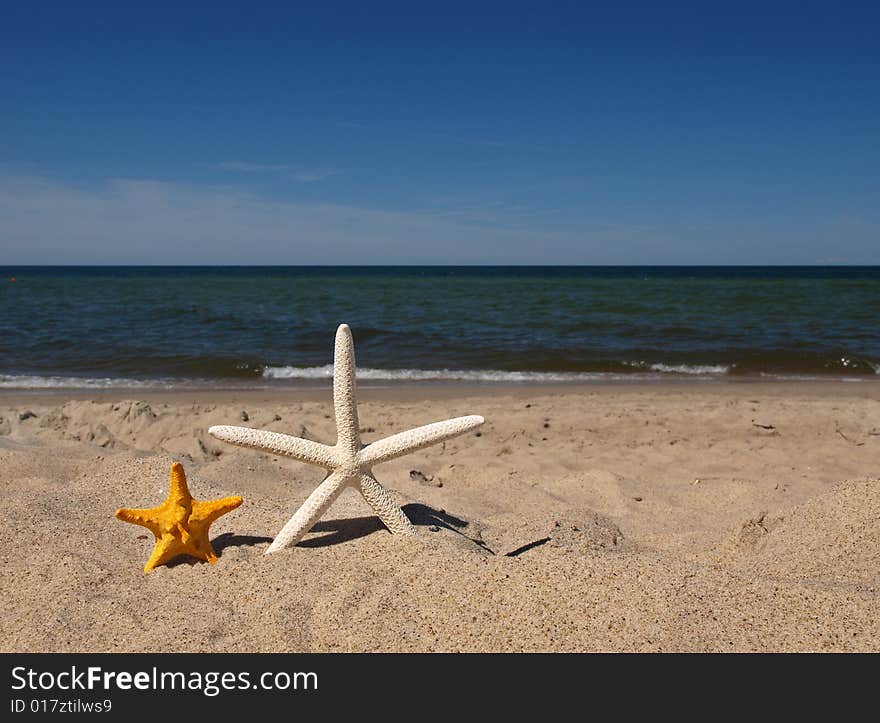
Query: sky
1 1 878 264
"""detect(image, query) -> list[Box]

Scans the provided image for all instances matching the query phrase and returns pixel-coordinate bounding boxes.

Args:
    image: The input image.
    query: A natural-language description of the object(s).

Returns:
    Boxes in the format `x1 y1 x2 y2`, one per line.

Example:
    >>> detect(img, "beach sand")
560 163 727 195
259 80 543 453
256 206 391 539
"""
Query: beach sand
1 381 878 652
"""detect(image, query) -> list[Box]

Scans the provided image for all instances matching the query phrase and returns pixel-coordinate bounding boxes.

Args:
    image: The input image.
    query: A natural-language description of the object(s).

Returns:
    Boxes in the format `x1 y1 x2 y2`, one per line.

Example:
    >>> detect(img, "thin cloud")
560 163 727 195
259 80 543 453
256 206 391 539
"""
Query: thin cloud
334 120 541 151
216 161 291 173
0 174 597 264
288 168 338 182
2 174 872 265
216 161 338 182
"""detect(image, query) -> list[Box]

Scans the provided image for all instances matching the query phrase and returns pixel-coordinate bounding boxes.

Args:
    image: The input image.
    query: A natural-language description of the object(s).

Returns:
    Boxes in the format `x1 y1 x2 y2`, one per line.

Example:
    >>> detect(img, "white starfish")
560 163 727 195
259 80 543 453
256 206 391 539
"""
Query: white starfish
209 324 485 553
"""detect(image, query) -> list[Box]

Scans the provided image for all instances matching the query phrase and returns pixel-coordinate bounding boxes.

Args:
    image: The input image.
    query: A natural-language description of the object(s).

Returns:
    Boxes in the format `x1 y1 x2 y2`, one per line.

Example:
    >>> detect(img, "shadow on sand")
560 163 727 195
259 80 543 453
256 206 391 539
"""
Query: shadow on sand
296 503 473 549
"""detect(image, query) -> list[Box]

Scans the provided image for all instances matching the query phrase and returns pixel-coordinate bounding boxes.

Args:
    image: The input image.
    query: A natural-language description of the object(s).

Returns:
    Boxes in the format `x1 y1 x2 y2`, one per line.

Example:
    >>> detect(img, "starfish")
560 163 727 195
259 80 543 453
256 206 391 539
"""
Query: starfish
115 462 243 572
209 323 484 552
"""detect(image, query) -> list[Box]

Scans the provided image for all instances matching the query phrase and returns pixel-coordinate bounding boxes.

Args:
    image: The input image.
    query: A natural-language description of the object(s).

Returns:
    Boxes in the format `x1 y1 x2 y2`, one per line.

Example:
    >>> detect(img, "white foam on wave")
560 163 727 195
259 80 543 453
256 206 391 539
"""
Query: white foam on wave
260 364 728 382
0 374 176 389
623 361 730 375
3 361 874 389
261 364 616 383
647 363 730 375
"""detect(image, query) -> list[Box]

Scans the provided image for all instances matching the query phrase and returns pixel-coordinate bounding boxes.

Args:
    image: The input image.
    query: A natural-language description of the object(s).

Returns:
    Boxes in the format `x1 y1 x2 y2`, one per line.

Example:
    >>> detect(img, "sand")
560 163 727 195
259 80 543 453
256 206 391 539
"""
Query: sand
1 381 878 652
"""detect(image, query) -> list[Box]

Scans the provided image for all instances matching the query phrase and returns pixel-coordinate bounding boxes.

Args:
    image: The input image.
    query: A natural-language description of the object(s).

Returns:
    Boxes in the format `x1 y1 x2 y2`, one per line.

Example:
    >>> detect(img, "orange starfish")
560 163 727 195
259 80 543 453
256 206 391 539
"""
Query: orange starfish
115 462 242 572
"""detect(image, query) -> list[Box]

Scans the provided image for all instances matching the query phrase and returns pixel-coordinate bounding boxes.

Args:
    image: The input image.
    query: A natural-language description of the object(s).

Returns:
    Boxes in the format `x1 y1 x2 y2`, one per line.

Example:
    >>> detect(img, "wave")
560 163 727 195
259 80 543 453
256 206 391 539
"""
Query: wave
648 363 730 375
2 360 877 389
262 360 878 381
623 361 731 375
0 375 178 389
1 368 639 387
263 365 612 382
261 364 726 382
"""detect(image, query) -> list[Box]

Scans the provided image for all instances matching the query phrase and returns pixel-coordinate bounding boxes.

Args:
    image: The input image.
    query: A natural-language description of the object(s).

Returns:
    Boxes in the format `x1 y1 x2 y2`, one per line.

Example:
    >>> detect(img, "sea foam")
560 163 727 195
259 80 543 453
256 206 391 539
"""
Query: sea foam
260 364 727 382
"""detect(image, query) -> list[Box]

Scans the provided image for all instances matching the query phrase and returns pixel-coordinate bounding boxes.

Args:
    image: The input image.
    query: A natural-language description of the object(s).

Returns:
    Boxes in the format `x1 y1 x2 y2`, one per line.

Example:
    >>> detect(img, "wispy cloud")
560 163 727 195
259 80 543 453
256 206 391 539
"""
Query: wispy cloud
216 161 338 182
418 198 564 223
2 174 872 265
334 120 541 151
288 168 338 182
0 174 597 264
216 161 291 173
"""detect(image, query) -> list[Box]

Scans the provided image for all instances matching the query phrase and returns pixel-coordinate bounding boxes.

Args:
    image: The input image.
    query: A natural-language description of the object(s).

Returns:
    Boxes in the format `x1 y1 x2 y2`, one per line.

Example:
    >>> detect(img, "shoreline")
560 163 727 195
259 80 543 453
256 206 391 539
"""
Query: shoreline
1 377 879 406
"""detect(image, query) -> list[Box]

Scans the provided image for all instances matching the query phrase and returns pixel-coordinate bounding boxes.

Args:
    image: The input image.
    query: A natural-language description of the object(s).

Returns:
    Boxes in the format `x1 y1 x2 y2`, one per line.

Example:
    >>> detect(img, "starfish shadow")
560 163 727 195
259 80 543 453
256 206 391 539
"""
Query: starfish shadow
159 534 274 567
296 503 470 549
164 556 203 569
213 533 274 555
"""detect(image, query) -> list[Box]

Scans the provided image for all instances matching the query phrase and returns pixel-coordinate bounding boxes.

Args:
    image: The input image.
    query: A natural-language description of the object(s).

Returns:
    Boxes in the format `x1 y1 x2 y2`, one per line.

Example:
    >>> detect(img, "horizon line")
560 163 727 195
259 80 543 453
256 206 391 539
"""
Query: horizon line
2 263 878 269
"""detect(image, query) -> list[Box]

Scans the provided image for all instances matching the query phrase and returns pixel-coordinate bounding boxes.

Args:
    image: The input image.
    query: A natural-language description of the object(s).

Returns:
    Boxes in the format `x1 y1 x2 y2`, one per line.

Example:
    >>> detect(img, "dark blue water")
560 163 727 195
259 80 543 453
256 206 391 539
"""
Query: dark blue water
1 266 878 388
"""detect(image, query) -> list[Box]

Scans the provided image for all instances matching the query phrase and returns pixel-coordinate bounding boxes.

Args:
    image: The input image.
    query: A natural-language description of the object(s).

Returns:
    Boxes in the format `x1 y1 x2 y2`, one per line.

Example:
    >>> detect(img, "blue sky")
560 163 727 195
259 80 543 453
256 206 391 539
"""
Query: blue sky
1 1 878 264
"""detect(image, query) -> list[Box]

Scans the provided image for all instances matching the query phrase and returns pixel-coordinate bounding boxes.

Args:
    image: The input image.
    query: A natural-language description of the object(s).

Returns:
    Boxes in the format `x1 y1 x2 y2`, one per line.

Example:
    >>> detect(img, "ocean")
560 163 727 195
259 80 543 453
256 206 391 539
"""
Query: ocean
1 266 878 388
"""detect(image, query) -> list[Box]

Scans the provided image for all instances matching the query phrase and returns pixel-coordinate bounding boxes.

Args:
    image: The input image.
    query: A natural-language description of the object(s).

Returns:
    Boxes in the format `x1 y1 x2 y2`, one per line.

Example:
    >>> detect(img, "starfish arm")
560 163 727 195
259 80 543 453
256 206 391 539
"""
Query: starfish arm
191 495 243 526
178 523 219 565
266 469 349 553
358 473 416 536
208 426 337 468
333 324 361 454
143 535 184 572
358 415 485 467
115 506 161 536
168 462 192 505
